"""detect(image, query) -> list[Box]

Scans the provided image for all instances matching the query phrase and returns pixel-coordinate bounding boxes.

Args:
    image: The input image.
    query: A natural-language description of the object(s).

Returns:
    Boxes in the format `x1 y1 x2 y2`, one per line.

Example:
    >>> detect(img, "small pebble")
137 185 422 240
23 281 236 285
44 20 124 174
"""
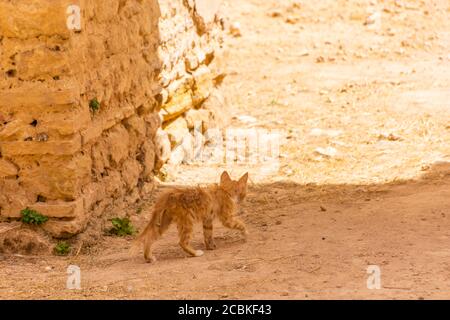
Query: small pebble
229 22 242 37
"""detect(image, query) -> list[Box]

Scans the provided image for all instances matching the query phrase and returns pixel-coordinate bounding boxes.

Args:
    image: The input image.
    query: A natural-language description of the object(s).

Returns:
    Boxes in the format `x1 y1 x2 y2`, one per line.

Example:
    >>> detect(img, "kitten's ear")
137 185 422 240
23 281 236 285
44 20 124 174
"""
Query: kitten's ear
220 171 231 184
239 172 249 185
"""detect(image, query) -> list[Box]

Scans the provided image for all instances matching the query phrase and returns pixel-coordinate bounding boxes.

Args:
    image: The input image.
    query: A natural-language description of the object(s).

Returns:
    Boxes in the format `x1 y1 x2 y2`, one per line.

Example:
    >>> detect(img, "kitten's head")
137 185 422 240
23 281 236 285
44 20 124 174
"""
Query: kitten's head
220 171 249 202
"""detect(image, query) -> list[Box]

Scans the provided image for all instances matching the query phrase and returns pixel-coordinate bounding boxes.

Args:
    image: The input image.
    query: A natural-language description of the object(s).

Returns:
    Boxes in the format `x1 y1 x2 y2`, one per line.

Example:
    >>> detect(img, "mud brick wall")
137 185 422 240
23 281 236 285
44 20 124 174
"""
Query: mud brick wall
0 0 222 238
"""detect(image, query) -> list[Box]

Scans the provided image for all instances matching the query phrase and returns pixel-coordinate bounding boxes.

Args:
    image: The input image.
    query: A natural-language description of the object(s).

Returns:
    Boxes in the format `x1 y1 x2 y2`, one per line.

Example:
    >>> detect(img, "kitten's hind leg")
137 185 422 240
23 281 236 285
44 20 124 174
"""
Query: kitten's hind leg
143 210 173 263
203 217 216 250
178 222 204 257
143 229 158 263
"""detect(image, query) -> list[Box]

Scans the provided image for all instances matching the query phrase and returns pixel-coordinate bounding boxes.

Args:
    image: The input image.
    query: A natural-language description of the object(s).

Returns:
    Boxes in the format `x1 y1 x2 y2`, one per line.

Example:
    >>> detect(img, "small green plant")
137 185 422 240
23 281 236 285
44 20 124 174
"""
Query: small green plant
269 99 283 107
20 208 48 225
136 206 143 215
54 241 70 256
109 218 135 236
89 98 100 112
158 166 168 182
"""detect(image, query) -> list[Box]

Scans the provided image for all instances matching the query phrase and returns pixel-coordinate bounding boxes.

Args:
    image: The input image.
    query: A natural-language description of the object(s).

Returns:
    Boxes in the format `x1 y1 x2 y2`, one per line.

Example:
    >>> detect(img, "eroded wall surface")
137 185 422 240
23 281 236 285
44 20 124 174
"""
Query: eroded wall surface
0 0 222 238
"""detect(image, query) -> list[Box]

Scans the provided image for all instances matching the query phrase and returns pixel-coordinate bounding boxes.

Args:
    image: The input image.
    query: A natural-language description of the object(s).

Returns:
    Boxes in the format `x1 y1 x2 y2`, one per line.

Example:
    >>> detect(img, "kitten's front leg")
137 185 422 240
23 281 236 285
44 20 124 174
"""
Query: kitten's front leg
220 215 249 240
203 218 216 250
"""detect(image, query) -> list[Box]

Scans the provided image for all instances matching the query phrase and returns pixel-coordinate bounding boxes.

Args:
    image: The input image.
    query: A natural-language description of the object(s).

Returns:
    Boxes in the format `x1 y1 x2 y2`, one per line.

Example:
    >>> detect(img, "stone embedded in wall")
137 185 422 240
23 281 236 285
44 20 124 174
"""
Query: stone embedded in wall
185 0 223 35
160 80 195 122
164 117 190 148
0 85 79 108
43 209 89 239
30 200 84 219
140 140 156 182
185 108 213 132
194 0 222 24
121 158 142 191
154 128 172 170
0 159 18 178
1 137 82 156
0 0 71 39
14 153 92 201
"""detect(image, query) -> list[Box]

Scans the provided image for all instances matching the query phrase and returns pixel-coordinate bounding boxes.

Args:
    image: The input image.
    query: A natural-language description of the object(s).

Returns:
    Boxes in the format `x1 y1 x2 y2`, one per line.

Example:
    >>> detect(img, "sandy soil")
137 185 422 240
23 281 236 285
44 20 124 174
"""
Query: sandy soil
1 0 450 299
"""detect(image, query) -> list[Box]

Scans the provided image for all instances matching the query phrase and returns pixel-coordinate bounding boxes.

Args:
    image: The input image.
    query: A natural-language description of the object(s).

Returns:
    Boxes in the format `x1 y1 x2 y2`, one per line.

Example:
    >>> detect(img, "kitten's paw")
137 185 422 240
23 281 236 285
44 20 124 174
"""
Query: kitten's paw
206 240 217 250
194 250 204 257
145 255 157 263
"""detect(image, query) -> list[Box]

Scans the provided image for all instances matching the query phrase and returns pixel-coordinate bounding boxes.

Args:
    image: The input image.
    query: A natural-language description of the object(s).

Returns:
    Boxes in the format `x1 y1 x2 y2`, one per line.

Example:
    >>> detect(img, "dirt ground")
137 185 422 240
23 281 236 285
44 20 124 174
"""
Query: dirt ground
1 0 450 299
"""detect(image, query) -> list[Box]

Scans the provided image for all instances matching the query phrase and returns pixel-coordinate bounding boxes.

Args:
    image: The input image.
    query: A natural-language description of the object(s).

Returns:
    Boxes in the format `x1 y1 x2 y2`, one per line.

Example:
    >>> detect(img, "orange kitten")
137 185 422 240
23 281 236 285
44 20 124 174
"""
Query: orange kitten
133 171 249 263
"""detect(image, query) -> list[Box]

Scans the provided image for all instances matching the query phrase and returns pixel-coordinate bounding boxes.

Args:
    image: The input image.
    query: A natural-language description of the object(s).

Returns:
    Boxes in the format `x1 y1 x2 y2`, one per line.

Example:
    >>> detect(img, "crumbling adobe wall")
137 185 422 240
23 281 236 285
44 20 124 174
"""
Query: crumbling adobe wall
0 0 223 239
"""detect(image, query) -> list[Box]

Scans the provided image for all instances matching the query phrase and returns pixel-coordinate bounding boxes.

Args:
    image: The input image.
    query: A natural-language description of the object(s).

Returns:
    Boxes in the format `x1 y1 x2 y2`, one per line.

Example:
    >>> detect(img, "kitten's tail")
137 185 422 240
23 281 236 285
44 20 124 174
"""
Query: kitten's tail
129 204 168 257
